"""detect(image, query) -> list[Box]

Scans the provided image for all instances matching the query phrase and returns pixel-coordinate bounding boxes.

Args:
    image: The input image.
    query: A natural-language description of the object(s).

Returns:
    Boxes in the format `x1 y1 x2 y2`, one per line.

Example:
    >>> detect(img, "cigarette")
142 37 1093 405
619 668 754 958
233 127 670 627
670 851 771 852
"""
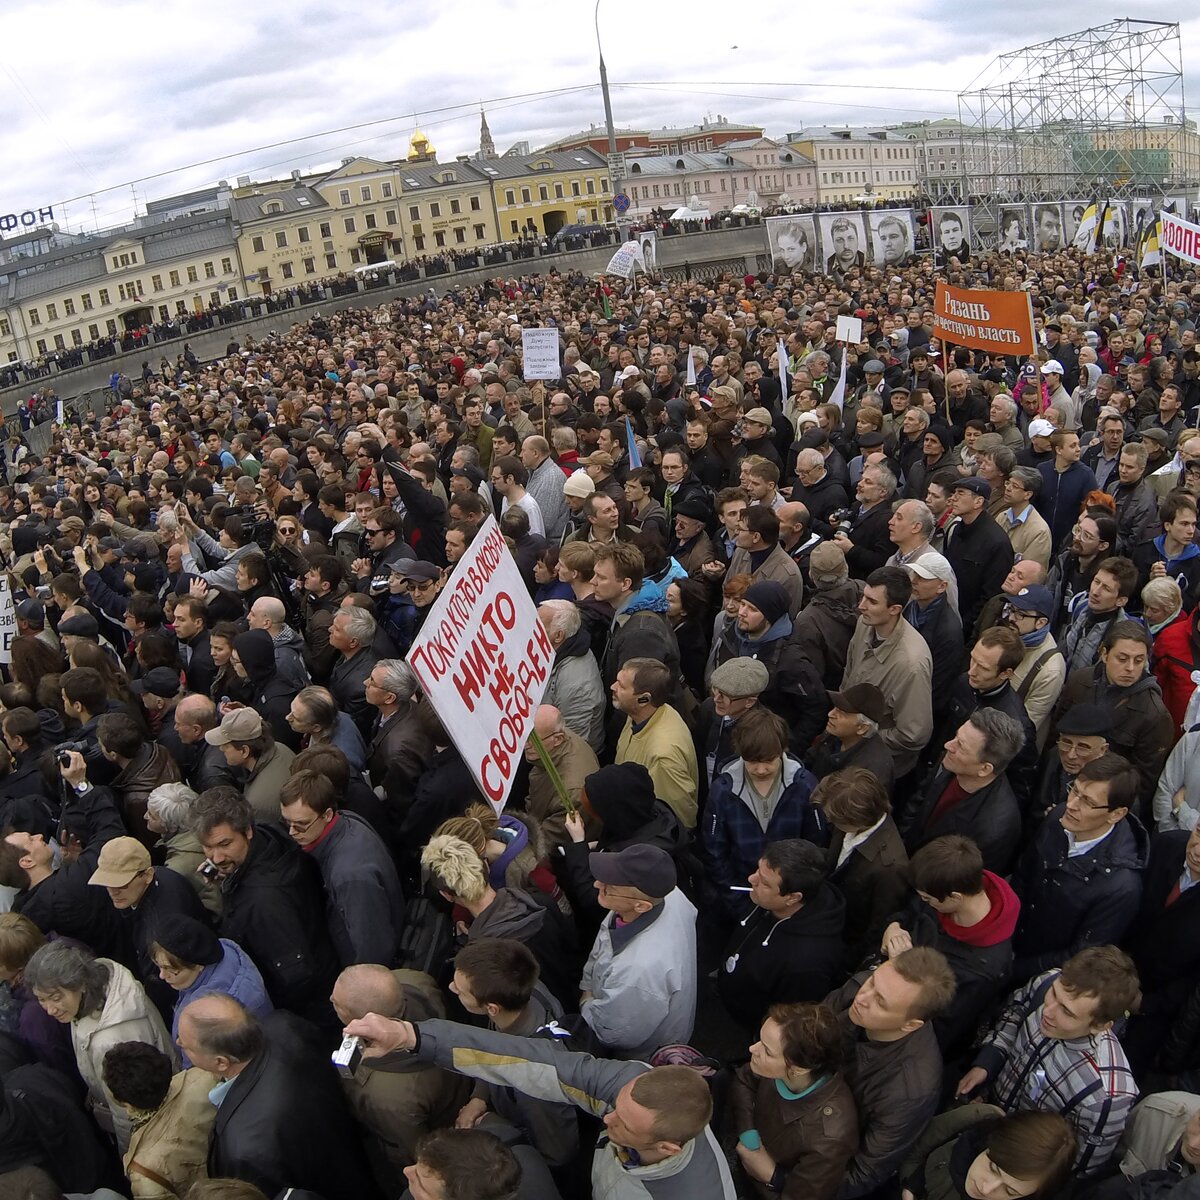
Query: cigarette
729 886 752 892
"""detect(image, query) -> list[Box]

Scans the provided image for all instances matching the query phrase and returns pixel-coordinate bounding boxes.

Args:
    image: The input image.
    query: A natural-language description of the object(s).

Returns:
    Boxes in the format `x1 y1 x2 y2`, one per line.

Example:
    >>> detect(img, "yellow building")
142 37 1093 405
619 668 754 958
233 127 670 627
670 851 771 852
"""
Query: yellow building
232 156 408 294
397 154 499 255
0 212 241 364
479 146 612 238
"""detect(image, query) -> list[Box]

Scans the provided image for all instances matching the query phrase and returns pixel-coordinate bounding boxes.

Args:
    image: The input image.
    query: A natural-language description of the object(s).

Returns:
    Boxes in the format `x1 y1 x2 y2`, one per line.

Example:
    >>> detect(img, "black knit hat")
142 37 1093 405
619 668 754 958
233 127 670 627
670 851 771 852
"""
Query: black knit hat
154 914 221 967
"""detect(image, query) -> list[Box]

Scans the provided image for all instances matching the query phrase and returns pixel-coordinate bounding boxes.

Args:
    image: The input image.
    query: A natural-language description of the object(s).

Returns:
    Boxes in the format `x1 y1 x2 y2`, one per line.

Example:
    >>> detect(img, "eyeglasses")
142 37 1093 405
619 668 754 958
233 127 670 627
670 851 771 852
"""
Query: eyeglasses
1066 781 1113 813
284 813 325 834
364 527 383 535
1058 736 1103 754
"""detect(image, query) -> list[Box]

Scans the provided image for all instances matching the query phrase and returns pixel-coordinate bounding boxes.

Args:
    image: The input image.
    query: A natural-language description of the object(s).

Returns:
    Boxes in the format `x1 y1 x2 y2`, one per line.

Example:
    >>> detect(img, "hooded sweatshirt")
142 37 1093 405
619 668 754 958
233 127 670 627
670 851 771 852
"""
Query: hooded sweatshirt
936 871 1020 948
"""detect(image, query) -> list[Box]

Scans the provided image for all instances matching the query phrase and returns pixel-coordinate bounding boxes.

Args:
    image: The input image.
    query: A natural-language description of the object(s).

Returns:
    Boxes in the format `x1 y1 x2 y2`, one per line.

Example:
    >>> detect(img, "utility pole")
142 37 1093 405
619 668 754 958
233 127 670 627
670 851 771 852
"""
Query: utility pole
595 0 629 239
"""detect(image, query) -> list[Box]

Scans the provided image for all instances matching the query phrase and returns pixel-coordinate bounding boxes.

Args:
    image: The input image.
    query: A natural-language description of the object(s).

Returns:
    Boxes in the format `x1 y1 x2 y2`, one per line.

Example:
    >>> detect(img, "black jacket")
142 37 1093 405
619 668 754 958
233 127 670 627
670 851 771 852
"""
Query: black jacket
944 511 1015 634
829 818 910 974
906 598 965 722
844 502 896 580
899 768 1022 875
790 473 850 539
217 823 339 1025
806 732 896 795
209 1011 382 1200
717 886 846 1031
187 742 238 793
1126 830 1200 999
936 677 1038 807
382 455 448 566
180 629 218 697
330 646 381 739
1010 805 1148 985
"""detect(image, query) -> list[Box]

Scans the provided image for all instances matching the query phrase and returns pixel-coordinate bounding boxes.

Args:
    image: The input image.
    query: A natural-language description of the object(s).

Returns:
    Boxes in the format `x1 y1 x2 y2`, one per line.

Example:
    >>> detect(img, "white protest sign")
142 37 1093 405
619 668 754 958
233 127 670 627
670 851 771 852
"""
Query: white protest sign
835 315 863 343
0 581 14 665
405 517 552 811
56 399 64 424
521 327 561 381
605 240 642 278
685 346 696 387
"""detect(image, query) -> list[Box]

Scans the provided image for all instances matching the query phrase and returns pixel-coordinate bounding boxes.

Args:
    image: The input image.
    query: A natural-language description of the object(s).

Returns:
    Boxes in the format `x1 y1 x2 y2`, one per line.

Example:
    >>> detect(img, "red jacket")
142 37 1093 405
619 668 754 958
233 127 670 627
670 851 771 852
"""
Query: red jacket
1153 607 1196 736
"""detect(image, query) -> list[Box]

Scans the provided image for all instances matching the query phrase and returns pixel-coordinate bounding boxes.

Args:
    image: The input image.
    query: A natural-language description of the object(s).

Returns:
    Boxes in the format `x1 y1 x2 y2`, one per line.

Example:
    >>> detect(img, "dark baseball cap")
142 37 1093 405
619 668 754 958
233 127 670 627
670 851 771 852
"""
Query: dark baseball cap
826 682 894 728
952 476 992 500
132 667 182 699
589 844 676 899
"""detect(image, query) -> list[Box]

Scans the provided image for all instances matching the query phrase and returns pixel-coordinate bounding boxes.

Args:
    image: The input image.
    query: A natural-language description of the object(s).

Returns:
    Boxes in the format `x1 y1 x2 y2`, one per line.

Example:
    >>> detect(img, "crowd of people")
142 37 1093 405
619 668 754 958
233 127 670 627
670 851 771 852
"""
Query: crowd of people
0 234 1199 1200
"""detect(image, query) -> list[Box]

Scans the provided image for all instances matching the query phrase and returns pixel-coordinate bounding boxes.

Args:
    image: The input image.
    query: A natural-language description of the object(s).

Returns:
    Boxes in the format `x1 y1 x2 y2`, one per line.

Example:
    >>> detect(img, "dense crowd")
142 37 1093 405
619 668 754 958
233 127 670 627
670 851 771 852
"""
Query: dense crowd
0 237 1199 1200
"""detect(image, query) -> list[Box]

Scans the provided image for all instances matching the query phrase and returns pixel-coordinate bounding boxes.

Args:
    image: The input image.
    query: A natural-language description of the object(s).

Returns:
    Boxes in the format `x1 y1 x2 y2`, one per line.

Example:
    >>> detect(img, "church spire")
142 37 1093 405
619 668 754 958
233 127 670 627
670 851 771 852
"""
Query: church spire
479 106 496 159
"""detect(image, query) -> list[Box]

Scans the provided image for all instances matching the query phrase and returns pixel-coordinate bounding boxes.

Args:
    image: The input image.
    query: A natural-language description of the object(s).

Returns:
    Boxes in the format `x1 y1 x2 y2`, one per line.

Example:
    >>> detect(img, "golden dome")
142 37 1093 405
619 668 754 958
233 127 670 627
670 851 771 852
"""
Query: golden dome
407 128 436 162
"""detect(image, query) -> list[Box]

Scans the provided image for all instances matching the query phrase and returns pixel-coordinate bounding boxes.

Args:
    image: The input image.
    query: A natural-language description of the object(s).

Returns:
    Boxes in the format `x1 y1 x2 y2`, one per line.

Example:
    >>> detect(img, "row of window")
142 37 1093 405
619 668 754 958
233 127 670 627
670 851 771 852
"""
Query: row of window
337 182 394 205
820 170 915 186
408 196 482 220
4 290 240 357
500 177 606 206
24 258 237 327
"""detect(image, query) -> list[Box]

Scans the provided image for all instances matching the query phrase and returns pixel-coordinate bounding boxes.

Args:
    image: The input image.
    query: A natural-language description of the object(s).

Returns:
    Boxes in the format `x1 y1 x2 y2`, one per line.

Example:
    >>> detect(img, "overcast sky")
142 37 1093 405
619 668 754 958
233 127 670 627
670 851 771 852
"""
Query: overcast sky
2 1 1194 234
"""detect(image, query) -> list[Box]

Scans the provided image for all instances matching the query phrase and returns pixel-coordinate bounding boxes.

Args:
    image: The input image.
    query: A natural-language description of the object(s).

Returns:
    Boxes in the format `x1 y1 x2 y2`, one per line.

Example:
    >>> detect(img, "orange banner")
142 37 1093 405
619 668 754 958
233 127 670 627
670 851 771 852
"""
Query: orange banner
932 281 1037 357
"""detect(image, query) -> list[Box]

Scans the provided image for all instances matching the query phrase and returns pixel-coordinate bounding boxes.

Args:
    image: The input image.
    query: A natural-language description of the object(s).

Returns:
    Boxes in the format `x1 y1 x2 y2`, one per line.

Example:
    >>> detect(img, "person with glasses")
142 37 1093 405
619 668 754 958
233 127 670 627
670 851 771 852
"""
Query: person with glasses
352 506 415 596
1009 754 1147 987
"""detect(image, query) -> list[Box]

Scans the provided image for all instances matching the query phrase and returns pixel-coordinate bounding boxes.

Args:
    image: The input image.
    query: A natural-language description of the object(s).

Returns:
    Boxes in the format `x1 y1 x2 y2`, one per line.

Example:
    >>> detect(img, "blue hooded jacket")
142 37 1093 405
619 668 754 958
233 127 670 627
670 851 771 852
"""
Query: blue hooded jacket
171 938 274 1064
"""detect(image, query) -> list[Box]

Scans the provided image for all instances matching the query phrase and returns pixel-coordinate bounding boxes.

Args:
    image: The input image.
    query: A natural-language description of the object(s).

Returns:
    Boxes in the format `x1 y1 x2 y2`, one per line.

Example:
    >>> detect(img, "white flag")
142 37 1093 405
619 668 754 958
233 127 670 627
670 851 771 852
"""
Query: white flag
776 341 789 389
827 352 848 412
685 346 696 387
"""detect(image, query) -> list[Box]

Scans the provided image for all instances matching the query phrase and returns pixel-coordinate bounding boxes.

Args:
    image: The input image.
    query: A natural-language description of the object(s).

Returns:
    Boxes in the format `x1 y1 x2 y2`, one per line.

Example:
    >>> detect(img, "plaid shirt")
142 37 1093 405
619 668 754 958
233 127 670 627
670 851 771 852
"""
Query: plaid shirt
974 970 1138 1175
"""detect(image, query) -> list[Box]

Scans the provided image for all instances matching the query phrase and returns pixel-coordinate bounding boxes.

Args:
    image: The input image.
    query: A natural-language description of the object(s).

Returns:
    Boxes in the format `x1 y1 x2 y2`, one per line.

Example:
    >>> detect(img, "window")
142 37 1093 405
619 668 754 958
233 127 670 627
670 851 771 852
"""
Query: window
168 271 180 288
157 306 169 322
538 185 548 201
105 319 117 336
209 292 220 307
227 288 237 301
0 317 9 338
349 248 361 263
46 303 57 321
275 232 288 248
281 262 294 280
186 266 198 283
344 217 356 233
510 220 519 234
430 202 441 218
64 297 78 316
572 181 580 196
473 224 486 240
385 209 397 225
326 253 337 269
586 179 595 195
365 213 377 229
454 227 466 243
112 257 119 269
382 182 393 198
409 205 420 221
205 261 216 278
81 294 93 311
360 185 371 202
27 309 40 327
434 231 446 247
450 198 461 215
600 177 608 192
36 339 47 354
505 189 516 205
221 257 233 273
555 183 564 198
88 323 100 339
339 189 351 205
303 257 316 274
414 236 424 251
298 227 310 243
252 236 265 253
98 289 110 305
520 187 531 203
320 222 332 238
470 196 481 211
175 302 187 316
151 275 163 292
71 329 82 346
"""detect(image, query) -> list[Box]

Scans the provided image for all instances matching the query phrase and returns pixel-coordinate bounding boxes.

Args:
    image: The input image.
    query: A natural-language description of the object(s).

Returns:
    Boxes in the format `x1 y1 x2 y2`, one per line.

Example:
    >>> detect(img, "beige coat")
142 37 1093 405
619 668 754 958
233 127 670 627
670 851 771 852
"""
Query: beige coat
125 1067 217 1198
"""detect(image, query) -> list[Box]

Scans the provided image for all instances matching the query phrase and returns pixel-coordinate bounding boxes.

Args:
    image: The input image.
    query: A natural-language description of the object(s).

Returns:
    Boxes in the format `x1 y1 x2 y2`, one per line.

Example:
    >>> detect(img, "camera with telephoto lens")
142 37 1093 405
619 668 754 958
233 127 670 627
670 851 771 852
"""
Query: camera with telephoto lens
830 508 854 536
332 1034 364 1078
54 741 87 767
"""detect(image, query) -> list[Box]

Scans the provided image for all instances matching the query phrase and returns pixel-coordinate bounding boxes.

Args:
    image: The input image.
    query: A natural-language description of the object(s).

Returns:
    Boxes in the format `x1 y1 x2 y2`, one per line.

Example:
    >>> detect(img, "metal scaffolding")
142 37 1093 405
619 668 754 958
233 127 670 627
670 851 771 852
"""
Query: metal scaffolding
956 20 1188 230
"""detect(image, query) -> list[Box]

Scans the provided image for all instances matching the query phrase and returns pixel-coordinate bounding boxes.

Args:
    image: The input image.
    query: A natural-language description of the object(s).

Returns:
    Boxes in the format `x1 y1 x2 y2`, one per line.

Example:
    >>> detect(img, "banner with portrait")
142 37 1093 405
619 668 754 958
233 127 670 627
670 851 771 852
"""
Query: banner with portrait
764 214 817 274
1101 201 1128 248
817 211 868 275
930 206 972 262
1063 201 1092 250
868 209 915 268
637 230 657 274
996 204 1030 253
1129 198 1155 248
1029 203 1066 253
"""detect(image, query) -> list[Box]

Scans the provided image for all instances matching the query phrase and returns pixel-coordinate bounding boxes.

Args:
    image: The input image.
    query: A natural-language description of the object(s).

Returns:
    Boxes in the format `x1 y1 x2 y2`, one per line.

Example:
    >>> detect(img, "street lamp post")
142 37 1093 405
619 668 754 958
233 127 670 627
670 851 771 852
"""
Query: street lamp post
595 0 629 239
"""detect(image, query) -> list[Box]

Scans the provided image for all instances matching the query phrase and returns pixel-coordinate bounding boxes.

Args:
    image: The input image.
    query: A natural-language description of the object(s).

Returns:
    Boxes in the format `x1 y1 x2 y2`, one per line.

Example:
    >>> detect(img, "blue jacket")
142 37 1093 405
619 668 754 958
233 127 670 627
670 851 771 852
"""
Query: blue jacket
704 756 825 909
172 938 273 1064
1036 459 1098 554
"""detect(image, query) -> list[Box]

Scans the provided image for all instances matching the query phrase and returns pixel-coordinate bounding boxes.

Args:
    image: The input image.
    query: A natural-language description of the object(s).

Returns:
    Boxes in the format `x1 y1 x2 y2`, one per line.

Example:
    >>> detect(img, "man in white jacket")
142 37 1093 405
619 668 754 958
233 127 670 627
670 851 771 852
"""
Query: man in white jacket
580 844 697 1060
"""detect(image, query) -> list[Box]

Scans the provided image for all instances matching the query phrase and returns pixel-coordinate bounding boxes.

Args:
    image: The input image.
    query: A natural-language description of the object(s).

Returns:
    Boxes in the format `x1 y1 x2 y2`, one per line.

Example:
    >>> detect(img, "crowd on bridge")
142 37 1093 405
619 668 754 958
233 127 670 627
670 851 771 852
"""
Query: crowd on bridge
1 230 1200 1200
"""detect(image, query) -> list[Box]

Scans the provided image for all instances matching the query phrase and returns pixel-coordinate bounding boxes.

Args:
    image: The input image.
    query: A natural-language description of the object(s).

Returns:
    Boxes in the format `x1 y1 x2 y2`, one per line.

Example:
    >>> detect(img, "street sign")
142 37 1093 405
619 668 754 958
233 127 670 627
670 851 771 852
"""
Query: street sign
613 192 630 215
606 152 626 182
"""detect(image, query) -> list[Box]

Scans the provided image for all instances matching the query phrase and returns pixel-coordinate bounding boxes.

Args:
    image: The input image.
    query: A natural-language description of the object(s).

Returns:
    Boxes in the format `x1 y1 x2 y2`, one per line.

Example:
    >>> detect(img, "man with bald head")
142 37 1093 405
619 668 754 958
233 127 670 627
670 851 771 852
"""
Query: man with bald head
173 693 236 791
970 558 1047 645
179 993 382 1199
519 434 569 541
330 964 471 1189
248 595 310 690
945 368 987 432
523 703 600 849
